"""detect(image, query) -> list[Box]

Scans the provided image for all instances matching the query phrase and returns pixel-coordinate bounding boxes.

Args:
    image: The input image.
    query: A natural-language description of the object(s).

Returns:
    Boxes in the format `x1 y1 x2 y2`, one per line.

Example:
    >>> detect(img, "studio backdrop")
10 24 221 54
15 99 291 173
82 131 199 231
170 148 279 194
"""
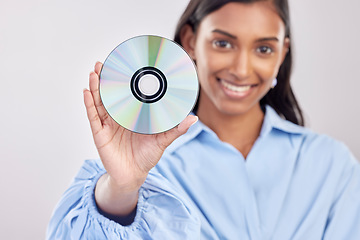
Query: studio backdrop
0 0 359 239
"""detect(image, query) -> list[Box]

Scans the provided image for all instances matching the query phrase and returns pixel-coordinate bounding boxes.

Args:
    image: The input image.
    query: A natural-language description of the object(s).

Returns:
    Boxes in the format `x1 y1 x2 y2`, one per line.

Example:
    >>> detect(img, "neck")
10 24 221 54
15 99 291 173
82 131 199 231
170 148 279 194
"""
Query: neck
196 95 264 158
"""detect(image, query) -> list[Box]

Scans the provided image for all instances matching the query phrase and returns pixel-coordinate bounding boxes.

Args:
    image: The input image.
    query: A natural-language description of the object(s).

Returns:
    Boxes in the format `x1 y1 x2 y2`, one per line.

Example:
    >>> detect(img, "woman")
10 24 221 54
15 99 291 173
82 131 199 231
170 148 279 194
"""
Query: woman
47 0 360 239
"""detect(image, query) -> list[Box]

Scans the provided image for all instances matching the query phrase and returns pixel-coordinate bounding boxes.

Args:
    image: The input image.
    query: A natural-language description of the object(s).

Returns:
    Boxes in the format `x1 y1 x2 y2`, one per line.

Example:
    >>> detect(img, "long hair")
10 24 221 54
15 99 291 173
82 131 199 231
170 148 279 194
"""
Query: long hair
173 0 304 126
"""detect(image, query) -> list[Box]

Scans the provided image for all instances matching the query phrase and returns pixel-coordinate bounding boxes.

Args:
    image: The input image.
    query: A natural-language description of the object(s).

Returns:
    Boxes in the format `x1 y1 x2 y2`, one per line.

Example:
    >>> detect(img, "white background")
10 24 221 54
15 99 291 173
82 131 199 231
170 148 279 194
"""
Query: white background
0 0 359 239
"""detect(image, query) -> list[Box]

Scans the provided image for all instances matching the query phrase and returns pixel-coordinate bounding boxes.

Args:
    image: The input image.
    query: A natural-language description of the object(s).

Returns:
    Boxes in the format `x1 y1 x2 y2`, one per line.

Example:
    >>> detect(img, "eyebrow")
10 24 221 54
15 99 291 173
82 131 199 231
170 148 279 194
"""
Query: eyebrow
212 29 280 43
255 37 279 42
212 29 237 39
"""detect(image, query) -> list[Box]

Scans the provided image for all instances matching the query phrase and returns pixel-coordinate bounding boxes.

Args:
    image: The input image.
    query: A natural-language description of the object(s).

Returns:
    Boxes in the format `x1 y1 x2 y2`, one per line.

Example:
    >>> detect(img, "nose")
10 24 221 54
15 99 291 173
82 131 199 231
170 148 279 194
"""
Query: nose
229 50 252 79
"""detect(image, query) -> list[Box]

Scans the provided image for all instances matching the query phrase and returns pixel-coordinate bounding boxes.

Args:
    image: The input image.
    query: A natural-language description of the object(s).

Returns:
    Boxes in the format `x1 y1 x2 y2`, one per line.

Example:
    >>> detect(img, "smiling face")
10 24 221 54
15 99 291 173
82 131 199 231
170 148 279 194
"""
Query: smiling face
181 1 289 117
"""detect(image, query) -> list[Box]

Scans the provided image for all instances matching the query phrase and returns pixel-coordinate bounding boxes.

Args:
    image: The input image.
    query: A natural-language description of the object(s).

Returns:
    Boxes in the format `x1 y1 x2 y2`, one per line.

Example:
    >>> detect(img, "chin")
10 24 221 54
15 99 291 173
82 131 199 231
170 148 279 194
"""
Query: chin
215 102 258 116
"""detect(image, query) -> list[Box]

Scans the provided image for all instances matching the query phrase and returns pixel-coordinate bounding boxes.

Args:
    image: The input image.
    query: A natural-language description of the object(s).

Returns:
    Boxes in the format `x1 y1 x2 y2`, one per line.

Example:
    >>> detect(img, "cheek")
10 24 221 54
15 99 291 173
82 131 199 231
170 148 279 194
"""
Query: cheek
196 49 231 81
253 57 282 82
194 46 215 83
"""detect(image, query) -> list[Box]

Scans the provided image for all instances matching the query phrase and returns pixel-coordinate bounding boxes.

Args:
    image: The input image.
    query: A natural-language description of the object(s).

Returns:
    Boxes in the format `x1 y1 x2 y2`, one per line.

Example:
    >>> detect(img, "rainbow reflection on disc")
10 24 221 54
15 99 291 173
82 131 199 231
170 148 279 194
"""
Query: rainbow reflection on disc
99 35 199 134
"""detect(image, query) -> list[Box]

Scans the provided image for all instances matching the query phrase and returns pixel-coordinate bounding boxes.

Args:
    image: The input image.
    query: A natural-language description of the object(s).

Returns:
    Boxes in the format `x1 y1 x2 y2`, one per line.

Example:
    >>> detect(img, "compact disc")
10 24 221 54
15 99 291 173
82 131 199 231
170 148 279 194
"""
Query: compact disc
99 35 199 134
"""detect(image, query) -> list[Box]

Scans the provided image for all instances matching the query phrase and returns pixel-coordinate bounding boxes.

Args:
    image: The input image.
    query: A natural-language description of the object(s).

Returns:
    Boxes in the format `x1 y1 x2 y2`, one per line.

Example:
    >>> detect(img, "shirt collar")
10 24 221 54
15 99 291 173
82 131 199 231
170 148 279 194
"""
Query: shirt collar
260 105 306 137
165 105 306 154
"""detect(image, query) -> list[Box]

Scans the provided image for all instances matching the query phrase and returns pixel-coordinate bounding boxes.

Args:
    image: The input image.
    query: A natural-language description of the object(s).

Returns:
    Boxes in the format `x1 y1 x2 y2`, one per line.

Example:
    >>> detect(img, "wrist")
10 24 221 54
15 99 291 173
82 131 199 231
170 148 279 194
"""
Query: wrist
95 173 144 217
105 173 147 194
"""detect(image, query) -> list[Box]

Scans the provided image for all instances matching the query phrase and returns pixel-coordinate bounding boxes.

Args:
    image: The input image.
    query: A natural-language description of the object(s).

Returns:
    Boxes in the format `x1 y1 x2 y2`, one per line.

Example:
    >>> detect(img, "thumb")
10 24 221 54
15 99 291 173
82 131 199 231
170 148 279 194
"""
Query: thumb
177 115 198 134
159 115 198 147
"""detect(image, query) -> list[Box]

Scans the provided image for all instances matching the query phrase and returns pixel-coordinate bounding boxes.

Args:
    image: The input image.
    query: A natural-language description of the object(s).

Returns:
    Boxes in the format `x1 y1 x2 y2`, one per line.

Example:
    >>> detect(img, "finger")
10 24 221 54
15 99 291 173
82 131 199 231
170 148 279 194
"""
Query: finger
177 115 198 133
94 61 103 75
83 88 103 135
89 71 109 123
158 115 198 148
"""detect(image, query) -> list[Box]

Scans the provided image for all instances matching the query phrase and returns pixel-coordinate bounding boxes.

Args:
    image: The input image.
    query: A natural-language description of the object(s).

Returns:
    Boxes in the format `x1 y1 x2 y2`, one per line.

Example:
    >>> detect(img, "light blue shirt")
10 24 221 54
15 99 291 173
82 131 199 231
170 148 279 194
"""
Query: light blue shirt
47 106 360 239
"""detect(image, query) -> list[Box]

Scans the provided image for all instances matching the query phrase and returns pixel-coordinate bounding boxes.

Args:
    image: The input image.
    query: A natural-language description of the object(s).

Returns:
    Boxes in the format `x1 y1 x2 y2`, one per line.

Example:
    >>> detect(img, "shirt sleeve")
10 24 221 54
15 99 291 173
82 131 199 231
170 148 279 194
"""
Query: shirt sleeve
323 144 360 240
46 159 200 240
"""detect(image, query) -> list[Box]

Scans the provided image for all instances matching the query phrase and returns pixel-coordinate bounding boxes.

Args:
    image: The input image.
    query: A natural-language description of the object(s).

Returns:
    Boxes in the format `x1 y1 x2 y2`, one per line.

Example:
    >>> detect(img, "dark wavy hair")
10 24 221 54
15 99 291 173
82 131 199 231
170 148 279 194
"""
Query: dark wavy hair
174 0 304 126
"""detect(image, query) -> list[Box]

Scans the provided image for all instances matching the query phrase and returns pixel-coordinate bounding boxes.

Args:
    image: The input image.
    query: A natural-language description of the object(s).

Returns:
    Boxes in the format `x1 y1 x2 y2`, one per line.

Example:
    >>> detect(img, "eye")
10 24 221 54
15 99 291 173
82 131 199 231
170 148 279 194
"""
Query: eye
256 46 273 54
212 40 232 49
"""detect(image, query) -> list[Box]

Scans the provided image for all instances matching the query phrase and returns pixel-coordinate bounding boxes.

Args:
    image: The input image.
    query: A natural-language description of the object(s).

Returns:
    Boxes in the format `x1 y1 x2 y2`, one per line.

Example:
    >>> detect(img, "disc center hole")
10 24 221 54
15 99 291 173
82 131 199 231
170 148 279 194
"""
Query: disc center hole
138 74 160 96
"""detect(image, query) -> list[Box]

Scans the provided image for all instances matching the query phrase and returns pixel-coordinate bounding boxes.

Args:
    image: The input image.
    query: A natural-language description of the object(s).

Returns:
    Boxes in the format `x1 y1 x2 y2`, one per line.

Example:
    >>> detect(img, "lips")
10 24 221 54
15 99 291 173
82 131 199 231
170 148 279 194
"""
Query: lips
217 78 257 97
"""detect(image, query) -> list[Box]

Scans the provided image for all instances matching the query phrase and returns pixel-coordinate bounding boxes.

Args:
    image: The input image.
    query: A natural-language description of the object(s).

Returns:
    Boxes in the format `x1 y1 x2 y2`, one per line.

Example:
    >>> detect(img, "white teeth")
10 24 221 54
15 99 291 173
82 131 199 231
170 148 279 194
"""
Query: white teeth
220 79 251 93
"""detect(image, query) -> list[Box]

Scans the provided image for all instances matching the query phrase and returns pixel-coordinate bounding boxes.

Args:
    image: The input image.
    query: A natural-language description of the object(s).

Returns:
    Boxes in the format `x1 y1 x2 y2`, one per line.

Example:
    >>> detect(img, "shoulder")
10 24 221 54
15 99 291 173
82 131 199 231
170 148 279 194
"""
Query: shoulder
284 121 356 166
288 123 356 165
263 106 358 170
280 123 359 185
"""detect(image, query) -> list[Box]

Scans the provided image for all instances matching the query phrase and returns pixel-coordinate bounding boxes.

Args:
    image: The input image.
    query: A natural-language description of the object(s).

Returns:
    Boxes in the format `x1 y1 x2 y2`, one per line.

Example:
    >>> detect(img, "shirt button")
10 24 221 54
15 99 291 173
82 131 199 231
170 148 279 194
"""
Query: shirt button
143 189 150 198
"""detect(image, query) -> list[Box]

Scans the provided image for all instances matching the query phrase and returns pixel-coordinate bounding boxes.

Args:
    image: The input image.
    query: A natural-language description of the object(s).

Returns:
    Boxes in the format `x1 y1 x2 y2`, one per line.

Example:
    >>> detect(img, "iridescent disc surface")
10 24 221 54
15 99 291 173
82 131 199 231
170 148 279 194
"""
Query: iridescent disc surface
99 35 199 134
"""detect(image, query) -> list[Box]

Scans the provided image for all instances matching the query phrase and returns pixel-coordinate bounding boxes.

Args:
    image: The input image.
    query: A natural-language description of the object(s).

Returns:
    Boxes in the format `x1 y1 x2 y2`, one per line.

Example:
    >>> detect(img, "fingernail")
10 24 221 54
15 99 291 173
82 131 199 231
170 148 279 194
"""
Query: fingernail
190 116 198 126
